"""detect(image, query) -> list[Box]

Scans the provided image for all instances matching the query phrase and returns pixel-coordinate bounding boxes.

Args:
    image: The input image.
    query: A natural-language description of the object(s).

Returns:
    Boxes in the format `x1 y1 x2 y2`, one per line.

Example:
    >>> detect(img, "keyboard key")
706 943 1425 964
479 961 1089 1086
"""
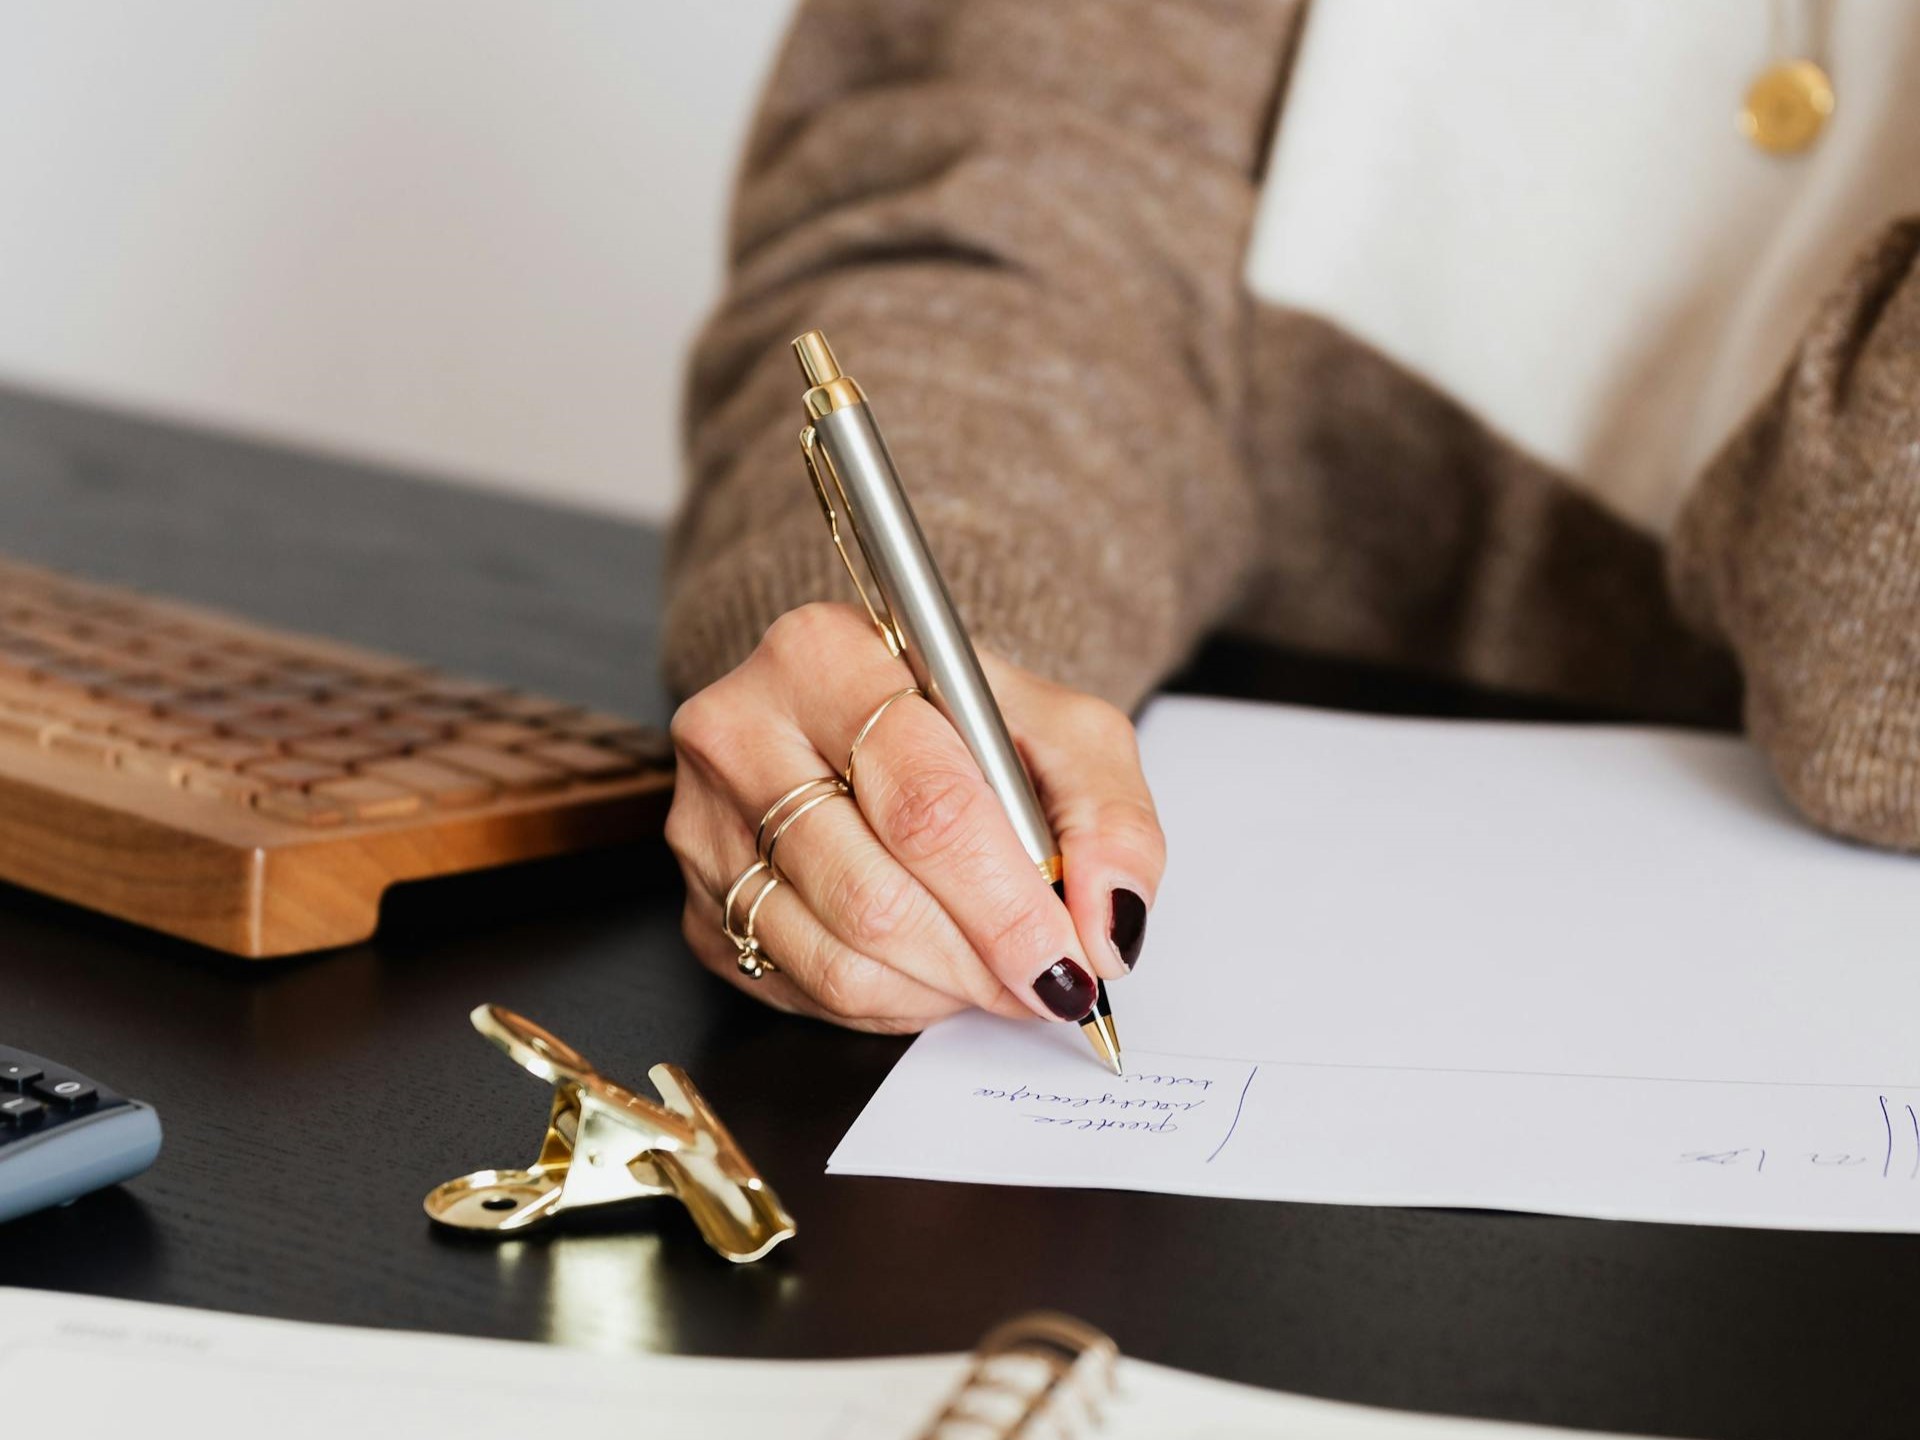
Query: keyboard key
0 708 46 742
485 693 579 723
457 721 545 749
109 714 207 749
109 678 196 711
246 757 349 789
29 1075 96 1109
355 720 448 750
0 1095 44 1128
290 735 394 767
179 765 268 804
0 1062 42 1090
419 744 567 794
243 683 326 708
524 740 641 780
413 677 512 708
304 704 377 731
42 727 123 766
168 696 261 727
228 714 345 744
311 776 422 821
59 701 136 732
33 661 117 696
182 738 279 770
387 703 472 729
118 747 193 786
358 757 497 808
253 789 350 827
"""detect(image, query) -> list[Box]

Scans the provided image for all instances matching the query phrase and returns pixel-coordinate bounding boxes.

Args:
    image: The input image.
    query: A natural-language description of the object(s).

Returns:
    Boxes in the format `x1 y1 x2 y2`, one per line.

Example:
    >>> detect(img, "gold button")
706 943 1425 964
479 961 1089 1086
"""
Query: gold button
1740 60 1835 155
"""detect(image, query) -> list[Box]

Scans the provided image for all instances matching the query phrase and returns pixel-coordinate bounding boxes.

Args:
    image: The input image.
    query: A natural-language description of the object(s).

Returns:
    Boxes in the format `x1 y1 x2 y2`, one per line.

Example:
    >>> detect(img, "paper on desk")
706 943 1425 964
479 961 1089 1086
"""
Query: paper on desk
831 697 1920 1231
1 1288 1657 1439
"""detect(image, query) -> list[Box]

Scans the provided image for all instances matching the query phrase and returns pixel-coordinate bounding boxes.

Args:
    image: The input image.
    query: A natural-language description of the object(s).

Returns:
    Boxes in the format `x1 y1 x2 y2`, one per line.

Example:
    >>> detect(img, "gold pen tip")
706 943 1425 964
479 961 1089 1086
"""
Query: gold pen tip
1080 1009 1123 1077
792 330 842 387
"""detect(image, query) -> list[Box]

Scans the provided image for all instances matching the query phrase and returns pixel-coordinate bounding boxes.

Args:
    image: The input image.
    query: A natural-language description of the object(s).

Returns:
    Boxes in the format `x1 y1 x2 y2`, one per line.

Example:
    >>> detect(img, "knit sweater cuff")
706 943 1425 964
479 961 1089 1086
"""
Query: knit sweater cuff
662 517 1179 714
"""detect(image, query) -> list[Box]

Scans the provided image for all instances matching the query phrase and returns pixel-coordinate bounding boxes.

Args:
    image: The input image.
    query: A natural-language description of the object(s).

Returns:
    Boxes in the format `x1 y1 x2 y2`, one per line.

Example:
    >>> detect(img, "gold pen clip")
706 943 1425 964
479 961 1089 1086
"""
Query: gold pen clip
800 423 904 657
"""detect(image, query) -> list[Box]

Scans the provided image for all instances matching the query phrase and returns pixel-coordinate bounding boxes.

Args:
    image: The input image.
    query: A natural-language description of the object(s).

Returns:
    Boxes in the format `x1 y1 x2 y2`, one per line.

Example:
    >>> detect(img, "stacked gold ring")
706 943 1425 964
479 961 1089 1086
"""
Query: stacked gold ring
756 776 852 877
721 860 781 980
845 686 922 786
717 684 924 982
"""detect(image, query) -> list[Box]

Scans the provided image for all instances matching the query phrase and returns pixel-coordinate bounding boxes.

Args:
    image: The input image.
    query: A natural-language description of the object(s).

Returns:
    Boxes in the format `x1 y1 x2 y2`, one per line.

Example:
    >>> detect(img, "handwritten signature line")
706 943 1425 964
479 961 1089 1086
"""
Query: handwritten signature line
1206 1066 1259 1166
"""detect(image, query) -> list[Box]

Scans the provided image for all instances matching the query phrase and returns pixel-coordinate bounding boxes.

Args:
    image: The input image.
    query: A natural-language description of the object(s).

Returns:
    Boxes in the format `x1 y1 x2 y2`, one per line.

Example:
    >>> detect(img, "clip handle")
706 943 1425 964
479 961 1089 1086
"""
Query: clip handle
801 424 904 656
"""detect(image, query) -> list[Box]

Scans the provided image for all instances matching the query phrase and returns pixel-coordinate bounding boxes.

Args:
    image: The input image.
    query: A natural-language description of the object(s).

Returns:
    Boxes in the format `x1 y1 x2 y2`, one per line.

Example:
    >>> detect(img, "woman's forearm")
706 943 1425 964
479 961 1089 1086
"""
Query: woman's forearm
665 0 1303 709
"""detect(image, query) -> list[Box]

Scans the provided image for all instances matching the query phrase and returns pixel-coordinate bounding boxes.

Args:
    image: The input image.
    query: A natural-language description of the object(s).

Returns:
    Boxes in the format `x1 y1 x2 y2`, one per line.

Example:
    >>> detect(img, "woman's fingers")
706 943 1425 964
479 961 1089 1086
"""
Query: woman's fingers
763 793 1034 1019
669 599 1163 1033
799 688 1104 1023
680 880 963 1034
758 604 1105 1022
671 631 1028 1023
674 801 971 1032
987 660 1165 979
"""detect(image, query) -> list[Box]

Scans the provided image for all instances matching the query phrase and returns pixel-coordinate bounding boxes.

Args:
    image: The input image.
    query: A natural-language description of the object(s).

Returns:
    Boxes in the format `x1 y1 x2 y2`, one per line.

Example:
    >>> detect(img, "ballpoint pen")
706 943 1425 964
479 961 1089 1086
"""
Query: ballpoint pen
792 329 1124 1076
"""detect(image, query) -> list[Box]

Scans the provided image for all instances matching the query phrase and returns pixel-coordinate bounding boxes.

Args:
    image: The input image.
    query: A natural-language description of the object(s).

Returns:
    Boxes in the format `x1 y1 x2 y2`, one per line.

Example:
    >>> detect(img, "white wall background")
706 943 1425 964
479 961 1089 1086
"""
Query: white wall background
0 1 798 522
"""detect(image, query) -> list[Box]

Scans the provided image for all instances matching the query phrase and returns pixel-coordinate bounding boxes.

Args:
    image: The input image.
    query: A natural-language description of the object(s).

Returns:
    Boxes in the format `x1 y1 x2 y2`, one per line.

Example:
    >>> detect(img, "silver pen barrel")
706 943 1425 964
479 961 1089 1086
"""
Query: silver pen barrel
794 331 1120 1076
805 400 1061 878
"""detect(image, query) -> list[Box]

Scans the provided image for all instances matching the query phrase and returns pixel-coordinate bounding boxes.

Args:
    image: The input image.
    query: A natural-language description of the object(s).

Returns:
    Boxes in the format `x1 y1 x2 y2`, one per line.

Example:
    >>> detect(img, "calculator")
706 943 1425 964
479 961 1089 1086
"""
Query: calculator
0 1044 162 1223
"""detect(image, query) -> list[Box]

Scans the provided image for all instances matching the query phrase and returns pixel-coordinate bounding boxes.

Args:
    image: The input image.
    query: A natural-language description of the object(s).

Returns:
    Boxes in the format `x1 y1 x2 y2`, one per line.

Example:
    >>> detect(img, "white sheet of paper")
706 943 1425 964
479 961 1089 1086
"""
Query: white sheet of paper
830 697 1920 1231
0 1288 1654 1439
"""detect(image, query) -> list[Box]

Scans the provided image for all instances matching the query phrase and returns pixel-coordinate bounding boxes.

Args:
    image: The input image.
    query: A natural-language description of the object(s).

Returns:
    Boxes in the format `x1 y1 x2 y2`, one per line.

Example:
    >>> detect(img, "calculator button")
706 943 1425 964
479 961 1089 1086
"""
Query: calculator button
29 1076 96 1109
0 1061 41 1091
0 1095 45 1128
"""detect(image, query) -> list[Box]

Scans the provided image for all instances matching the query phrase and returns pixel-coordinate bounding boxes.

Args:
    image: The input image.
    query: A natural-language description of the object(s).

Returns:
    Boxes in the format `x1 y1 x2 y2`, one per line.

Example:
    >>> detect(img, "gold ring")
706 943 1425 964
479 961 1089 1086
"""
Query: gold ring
755 776 848 864
844 686 923 787
763 780 850 878
721 859 782 980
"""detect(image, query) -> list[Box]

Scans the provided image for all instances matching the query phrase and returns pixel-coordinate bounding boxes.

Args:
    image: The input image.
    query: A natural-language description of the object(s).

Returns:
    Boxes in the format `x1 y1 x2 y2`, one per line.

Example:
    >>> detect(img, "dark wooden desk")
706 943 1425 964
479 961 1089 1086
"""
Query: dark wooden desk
0 386 1915 1440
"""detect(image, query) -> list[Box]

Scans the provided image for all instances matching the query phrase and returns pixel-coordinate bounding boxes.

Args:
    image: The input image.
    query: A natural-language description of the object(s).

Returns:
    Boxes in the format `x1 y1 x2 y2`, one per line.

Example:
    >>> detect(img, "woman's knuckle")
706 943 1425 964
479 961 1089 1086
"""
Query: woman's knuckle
1063 692 1129 741
662 795 697 857
981 900 1057 974
813 944 881 1019
828 853 923 949
761 601 856 662
883 763 983 862
668 689 727 761
1100 799 1166 864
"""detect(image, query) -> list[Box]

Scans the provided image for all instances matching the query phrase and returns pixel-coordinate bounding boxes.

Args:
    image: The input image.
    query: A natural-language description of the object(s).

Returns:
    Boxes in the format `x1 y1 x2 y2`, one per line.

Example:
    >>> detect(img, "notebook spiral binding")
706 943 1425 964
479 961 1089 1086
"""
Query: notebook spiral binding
914 1312 1119 1439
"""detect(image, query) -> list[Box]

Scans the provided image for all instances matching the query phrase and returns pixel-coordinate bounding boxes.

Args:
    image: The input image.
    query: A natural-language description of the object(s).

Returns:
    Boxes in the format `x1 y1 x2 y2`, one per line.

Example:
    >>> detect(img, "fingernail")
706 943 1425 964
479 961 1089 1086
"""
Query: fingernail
1032 958 1096 1020
1109 889 1147 971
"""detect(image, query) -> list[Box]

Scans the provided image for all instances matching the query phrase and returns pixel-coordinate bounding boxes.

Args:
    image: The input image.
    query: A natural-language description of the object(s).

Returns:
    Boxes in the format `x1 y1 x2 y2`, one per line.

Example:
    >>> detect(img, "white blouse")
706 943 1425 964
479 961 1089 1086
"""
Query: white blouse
1245 0 1920 535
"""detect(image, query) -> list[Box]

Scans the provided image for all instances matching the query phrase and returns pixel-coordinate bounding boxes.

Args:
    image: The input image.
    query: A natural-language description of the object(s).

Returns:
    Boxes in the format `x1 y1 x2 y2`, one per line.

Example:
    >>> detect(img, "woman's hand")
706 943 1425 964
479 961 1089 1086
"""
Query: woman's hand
665 602 1164 1033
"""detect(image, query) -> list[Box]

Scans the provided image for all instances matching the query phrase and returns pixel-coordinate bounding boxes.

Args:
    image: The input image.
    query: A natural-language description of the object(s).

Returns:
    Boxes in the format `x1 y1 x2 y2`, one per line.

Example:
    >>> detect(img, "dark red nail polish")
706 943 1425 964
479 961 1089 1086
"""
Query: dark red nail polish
1032 958 1096 1020
1110 889 1147 970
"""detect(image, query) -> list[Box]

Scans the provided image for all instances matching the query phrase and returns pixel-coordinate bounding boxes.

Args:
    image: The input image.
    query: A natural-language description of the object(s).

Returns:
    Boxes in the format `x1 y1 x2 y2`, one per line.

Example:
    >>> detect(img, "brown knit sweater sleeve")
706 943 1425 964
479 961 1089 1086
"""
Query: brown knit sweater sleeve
664 0 1300 708
1671 216 1920 849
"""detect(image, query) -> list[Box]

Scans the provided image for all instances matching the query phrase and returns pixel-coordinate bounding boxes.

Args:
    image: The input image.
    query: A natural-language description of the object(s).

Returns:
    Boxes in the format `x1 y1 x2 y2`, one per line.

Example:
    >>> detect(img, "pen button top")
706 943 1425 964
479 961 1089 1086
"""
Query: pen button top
792 330 843 386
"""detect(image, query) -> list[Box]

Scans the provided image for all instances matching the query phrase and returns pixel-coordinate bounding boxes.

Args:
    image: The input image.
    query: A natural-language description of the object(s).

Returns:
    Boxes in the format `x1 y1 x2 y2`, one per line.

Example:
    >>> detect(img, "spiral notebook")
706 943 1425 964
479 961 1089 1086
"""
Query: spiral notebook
5 1288 1652 1438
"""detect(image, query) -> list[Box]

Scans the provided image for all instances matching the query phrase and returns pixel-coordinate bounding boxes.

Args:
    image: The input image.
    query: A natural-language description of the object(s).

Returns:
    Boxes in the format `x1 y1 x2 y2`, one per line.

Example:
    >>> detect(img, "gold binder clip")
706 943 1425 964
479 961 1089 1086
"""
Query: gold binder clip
422 1005 796 1264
